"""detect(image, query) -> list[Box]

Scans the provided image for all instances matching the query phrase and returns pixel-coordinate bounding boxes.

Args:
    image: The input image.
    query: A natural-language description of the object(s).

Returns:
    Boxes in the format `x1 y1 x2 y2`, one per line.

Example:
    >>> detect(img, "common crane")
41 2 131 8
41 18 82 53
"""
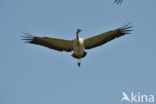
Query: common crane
114 0 123 5
23 23 132 67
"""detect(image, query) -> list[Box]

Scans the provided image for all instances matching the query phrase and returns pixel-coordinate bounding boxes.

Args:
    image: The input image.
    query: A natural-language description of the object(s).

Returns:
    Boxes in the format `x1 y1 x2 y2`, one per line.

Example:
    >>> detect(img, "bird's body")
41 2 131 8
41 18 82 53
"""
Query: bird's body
73 38 85 58
72 37 87 67
23 23 132 67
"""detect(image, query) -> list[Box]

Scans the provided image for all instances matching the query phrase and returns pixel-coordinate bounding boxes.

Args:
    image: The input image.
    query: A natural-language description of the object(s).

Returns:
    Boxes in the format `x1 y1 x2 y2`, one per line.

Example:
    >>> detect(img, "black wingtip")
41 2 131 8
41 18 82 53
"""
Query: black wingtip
22 32 35 44
114 0 123 5
120 23 133 35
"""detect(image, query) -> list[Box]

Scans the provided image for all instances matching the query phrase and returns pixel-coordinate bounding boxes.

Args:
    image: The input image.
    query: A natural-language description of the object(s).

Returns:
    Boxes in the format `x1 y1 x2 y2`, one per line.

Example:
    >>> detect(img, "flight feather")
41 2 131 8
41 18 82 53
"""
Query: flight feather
22 33 73 52
84 23 132 49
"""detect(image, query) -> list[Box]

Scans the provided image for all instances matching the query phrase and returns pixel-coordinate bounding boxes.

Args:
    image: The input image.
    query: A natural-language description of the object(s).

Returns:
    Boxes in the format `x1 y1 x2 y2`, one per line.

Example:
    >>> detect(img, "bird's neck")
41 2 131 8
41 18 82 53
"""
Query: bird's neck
76 33 79 41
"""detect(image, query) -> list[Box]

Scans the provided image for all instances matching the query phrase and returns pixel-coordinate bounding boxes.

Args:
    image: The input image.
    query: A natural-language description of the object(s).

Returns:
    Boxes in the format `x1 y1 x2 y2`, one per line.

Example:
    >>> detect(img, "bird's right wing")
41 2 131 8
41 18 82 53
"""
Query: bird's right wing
22 33 73 52
84 23 132 50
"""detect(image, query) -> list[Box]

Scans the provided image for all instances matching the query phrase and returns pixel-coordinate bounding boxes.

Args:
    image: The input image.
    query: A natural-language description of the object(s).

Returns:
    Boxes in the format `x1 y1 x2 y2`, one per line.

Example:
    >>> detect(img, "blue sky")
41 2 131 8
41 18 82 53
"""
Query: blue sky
0 0 156 104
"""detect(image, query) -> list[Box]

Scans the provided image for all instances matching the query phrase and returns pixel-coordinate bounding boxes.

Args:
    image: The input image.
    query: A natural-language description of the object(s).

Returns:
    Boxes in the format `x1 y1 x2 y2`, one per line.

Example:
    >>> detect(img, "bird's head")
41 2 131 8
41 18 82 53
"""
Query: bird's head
76 29 82 40
76 29 82 35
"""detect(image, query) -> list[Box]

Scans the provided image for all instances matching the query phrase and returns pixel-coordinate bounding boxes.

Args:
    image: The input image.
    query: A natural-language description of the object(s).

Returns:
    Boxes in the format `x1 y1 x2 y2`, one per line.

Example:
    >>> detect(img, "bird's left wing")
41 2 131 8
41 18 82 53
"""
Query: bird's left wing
22 33 73 52
84 23 132 50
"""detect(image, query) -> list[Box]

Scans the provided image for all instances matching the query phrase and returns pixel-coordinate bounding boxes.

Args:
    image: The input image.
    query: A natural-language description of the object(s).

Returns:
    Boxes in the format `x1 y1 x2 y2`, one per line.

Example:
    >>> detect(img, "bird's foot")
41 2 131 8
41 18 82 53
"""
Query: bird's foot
77 62 81 67
77 59 81 67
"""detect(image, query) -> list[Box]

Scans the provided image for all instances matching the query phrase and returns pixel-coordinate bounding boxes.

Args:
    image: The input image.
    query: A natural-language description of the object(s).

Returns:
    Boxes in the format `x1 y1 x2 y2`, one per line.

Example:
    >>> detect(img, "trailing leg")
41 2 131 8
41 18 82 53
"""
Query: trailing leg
77 59 81 67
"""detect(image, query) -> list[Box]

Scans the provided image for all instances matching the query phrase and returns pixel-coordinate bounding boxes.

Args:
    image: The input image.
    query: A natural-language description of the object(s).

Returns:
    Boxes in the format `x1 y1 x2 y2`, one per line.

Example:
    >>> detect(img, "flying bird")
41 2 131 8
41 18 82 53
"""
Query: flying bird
22 23 132 67
114 0 123 5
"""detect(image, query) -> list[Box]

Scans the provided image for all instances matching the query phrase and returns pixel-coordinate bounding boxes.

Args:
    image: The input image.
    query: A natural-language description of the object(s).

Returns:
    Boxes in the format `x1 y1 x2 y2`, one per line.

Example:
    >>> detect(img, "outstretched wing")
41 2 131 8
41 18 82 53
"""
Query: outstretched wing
84 23 132 49
114 0 123 5
22 33 73 52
